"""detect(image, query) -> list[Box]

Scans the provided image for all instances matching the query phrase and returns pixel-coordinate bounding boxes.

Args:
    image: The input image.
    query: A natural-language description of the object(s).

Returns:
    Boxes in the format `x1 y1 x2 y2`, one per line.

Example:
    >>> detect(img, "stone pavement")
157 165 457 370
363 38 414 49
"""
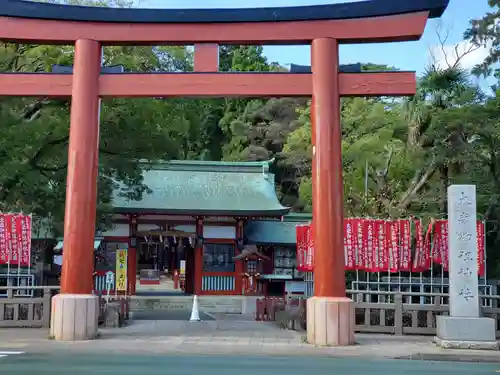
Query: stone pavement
0 319 499 362
131 309 214 321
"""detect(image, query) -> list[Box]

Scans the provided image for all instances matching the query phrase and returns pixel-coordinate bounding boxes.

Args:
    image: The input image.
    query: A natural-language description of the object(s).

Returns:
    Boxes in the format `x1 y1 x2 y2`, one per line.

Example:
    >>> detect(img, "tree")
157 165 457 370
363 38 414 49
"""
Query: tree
0 1 222 233
0 1 292 232
464 0 499 77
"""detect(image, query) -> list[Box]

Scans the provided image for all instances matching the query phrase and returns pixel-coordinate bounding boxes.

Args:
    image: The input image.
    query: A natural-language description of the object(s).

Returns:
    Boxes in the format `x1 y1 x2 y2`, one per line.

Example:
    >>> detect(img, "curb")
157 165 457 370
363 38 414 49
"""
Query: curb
395 353 500 364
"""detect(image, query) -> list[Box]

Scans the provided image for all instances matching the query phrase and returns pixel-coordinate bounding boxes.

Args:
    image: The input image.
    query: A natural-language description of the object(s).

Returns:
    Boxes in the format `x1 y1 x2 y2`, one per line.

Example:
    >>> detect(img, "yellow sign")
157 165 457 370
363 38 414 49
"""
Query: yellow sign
115 250 128 292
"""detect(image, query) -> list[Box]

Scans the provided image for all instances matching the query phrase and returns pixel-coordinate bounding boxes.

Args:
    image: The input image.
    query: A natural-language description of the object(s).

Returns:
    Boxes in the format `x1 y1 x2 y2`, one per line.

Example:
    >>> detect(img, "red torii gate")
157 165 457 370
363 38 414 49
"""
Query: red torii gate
0 0 448 344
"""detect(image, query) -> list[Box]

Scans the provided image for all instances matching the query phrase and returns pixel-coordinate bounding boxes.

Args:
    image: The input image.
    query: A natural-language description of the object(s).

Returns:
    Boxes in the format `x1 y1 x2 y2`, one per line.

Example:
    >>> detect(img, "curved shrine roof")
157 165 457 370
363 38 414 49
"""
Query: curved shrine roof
4 0 449 23
112 160 289 217
245 213 312 245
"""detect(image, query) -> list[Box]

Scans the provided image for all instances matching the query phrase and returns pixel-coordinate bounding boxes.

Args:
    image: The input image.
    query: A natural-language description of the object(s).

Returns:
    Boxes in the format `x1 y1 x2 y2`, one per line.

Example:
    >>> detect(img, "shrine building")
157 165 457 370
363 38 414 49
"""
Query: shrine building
66 159 311 297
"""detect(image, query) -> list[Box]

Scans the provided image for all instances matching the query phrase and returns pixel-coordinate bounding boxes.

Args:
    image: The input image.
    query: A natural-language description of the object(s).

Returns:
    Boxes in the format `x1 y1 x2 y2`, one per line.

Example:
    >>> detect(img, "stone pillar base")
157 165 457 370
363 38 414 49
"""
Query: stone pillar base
306 296 355 346
242 296 260 315
50 294 99 341
435 316 498 350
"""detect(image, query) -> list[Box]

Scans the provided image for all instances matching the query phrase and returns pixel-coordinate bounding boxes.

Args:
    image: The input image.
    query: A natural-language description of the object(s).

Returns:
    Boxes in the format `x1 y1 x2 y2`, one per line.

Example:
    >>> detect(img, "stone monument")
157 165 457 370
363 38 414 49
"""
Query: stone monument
435 185 498 350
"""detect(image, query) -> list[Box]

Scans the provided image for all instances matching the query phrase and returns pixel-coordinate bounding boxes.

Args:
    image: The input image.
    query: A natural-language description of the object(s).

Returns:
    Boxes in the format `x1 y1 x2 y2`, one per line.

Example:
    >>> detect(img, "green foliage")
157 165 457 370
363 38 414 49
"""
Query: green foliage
464 0 499 78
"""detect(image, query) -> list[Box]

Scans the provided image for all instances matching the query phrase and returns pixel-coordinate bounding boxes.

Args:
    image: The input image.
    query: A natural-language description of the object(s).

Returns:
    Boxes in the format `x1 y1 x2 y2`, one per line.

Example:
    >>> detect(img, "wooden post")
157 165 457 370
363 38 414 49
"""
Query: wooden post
306 38 355 347
311 38 345 298
42 288 52 328
194 43 219 72
394 293 404 335
50 39 101 342
128 216 138 295
235 218 244 294
60 39 101 295
194 217 204 294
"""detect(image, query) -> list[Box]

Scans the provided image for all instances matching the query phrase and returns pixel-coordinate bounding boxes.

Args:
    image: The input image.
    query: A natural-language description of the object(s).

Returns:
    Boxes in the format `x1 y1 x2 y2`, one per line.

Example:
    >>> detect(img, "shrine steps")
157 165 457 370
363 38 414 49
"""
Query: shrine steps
129 295 254 314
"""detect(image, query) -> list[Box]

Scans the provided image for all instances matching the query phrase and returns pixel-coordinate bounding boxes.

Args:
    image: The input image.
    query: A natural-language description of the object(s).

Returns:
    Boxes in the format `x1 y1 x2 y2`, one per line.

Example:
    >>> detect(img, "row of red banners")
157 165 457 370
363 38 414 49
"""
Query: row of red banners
296 219 485 276
0 213 32 266
431 219 486 276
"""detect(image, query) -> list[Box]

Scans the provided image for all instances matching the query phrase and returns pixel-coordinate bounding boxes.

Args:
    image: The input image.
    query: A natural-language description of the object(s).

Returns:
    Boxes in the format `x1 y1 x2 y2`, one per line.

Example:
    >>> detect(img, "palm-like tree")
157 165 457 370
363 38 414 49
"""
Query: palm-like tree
402 64 483 213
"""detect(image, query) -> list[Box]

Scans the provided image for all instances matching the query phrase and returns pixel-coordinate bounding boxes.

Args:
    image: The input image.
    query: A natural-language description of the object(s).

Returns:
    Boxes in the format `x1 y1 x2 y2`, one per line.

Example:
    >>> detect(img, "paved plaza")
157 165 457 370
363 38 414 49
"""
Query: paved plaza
0 318 499 361
1 318 499 375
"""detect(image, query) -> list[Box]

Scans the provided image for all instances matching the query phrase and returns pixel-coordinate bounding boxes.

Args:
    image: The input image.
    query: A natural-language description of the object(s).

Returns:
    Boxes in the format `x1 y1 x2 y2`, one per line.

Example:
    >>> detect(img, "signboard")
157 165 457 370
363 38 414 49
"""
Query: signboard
105 271 114 302
115 250 127 292
180 260 186 275
105 271 114 288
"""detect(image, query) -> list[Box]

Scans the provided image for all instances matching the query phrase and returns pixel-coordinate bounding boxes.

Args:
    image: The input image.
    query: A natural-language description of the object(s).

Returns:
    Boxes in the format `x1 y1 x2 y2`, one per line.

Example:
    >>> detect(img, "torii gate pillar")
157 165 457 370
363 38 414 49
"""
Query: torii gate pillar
50 39 101 341
307 38 355 346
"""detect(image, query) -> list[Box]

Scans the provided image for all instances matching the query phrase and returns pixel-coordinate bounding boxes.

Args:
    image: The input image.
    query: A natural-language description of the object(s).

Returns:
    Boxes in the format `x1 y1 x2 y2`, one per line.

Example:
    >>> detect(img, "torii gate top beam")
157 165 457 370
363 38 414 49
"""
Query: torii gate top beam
3 0 448 23
1 0 449 45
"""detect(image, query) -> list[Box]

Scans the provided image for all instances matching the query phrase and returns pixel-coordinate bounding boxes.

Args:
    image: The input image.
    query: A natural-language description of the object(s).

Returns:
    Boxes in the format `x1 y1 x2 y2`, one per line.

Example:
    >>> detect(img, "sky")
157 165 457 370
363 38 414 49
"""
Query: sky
135 0 493 87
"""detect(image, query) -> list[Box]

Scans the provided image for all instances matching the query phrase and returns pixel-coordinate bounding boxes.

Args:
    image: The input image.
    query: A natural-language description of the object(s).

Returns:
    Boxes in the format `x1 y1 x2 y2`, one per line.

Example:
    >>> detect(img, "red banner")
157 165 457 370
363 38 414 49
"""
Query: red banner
432 220 442 264
296 224 308 271
412 220 432 272
354 218 365 270
0 213 31 266
9 215 20 265
307 224 314 271
3 214 12 265
423 221 432 270
16 216 24 265
0 214 7 264
386 220 399 272
376 220 389 271
431 220 448 270
440 220 449 270
370 220 388 272
363 219 375 271
296 224 313 272
371 221 380 271
477 220 485 277
412 220 424 272
20 215 31 266
399 220 412 272
431 219 485 276
344 219 356 270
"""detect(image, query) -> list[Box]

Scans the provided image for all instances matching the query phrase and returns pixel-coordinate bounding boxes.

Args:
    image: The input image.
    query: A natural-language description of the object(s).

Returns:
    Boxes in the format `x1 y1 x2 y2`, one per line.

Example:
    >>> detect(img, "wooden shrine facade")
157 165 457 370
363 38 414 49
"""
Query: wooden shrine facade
98 159 290 296
100 212 308 297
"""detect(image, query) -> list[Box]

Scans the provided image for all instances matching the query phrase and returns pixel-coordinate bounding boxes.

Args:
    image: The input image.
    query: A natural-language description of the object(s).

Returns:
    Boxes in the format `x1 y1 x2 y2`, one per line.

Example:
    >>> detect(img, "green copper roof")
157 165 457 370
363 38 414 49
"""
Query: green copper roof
113 159 289 216
281 213 312 222
245 213 311 245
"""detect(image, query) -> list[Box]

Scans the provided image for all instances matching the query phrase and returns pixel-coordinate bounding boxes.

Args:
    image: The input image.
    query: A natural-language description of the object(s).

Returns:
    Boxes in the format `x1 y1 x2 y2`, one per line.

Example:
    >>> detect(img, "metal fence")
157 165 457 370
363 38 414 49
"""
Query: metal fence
304 272 497 307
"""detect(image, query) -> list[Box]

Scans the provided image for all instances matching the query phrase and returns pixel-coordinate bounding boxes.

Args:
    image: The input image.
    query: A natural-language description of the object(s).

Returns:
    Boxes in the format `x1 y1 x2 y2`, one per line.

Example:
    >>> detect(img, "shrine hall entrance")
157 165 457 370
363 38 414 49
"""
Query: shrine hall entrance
136 230 196 295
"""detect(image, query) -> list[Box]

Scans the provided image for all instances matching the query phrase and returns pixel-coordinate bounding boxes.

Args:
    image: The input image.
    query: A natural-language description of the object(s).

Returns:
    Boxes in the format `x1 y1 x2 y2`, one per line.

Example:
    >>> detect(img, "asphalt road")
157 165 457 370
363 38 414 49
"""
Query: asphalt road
1 352 498 375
